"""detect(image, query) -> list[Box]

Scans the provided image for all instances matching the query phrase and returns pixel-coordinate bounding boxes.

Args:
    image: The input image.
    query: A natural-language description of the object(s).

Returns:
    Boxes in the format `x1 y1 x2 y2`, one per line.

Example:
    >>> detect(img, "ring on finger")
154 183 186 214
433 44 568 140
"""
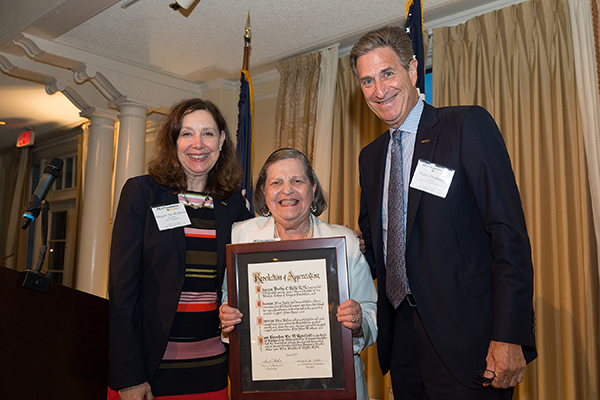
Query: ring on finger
351 314 359 323
219 323 225 330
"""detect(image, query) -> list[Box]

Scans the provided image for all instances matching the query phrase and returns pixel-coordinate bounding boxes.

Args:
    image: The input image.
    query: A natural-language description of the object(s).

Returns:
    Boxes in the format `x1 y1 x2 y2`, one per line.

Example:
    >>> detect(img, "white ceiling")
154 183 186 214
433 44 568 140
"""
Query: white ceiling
0 0 523 152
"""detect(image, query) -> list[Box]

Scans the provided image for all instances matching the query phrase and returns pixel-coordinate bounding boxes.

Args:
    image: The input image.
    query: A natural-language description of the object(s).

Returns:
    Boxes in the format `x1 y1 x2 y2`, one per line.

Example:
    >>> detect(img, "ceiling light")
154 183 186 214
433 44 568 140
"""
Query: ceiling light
170 0 195 10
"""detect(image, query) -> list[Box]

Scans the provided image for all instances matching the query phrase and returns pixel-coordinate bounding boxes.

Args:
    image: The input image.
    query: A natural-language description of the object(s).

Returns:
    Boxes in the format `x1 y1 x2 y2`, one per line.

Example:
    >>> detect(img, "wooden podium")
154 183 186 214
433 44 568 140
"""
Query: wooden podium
0 266 109 399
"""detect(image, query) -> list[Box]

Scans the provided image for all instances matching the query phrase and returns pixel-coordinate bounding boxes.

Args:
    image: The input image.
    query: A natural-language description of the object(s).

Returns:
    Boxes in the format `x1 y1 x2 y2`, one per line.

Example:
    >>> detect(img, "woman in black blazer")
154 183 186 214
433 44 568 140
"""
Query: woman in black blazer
107 99 253 400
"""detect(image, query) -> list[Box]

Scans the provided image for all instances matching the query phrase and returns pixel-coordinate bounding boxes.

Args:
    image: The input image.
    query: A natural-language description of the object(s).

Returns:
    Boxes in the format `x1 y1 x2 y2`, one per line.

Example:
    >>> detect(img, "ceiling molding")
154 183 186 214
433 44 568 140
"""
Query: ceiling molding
46 78 92 112
425 0 528 29
73 63 122 101
252 69 280 86
20 33 202 93
199 78 239 93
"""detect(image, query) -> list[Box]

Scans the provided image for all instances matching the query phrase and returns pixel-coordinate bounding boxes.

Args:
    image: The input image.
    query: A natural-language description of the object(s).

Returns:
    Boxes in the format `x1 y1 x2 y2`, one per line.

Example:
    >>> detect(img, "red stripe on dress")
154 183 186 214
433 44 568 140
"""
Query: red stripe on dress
184 228 216 238
163 337 226 360
176 302 217 312
177 292 217 312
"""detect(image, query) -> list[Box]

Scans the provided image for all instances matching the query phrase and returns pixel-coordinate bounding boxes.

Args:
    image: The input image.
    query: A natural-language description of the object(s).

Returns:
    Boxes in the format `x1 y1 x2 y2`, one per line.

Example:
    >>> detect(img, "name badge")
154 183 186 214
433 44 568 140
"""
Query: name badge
410 159 455 198
151 203 191 231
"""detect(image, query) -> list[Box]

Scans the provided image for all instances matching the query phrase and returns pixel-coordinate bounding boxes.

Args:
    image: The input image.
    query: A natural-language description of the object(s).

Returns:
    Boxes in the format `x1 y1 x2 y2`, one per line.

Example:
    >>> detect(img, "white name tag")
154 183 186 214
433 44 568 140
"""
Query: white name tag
410 159 455 198
151 203 191 231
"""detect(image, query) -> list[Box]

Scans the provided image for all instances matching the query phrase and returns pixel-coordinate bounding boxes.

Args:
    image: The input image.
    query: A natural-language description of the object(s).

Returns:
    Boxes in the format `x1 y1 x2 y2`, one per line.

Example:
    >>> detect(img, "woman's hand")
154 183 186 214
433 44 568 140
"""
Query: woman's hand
219 303 243 333
337 299 363 337
118 382 153 400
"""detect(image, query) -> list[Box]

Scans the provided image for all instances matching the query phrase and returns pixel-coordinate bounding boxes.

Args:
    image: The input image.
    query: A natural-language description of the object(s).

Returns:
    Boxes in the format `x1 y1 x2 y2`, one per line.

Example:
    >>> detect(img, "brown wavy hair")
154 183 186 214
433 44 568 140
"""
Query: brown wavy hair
148 98 242 199
349 26 414 79
253 148 327 217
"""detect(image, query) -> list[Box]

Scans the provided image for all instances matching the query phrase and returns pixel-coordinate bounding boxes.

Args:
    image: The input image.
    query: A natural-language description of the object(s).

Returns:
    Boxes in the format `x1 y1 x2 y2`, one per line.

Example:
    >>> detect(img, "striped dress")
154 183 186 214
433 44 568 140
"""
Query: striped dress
148 192 228 399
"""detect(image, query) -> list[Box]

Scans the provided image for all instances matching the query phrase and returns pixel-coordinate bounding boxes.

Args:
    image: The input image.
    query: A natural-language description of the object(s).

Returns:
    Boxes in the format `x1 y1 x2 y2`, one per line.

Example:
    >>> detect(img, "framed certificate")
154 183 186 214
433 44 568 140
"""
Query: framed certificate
226 237 356 400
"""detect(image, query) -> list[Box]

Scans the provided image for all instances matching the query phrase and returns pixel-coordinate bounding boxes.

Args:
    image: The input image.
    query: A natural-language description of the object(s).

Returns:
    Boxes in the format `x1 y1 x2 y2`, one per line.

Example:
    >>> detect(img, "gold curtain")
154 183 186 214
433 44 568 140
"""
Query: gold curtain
433 0 599 398
1 147 31 270
330 55 391 400
594 0 600 92
274 52 321 161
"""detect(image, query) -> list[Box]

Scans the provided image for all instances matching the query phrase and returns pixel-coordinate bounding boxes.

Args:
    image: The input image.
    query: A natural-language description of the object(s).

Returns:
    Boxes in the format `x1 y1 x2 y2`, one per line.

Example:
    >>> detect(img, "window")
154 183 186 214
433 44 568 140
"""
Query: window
47 210 68 284
25 127 81 288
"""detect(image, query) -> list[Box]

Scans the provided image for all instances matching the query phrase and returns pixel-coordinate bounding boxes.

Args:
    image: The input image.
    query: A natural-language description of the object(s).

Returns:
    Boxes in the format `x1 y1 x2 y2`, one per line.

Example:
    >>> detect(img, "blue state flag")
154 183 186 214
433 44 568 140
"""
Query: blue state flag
236 69 254 213
406 0 425 95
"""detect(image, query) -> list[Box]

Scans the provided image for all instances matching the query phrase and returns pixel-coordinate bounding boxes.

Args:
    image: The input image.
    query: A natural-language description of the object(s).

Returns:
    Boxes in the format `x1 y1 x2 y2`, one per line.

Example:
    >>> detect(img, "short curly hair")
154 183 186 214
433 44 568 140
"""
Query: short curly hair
148 98 242 199
349 26 414 79
253 148 327 217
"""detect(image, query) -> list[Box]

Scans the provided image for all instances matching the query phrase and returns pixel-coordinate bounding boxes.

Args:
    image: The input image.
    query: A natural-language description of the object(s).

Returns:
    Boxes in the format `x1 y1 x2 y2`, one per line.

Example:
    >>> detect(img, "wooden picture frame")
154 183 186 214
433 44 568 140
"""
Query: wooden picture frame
226 237 356 400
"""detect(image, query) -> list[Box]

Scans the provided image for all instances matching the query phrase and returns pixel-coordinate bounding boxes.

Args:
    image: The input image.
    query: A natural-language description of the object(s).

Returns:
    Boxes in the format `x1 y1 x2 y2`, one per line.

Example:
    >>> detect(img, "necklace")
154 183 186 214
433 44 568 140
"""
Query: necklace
274 216 314 239
181 193 210 209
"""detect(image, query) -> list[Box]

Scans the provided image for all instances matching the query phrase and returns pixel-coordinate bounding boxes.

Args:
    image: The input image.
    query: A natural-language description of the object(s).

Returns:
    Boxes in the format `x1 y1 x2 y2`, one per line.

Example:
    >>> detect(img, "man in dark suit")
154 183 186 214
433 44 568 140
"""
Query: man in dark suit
350 26 536 399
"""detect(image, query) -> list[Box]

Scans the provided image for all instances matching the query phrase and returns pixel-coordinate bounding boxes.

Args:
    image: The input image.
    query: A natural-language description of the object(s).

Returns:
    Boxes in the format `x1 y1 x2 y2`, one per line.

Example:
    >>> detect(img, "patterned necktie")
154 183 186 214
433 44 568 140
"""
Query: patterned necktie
386 129 408 309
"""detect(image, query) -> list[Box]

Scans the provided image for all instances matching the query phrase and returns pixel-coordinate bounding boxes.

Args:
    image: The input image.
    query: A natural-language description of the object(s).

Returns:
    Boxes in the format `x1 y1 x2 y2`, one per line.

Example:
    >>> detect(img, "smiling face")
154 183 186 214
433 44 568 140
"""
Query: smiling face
263 158 316 232
356 46 420 130
176 109 225 192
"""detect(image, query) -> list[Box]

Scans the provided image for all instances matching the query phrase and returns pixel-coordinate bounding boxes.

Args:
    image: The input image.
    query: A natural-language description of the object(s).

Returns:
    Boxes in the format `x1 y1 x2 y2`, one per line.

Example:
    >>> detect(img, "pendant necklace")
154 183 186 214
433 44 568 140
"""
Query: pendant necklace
181 193 209 209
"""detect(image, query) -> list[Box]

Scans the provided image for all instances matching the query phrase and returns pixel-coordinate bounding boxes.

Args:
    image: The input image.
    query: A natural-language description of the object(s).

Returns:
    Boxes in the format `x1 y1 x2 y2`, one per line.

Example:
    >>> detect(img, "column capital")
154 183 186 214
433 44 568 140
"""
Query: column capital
108 96 152 114
79 107 119 121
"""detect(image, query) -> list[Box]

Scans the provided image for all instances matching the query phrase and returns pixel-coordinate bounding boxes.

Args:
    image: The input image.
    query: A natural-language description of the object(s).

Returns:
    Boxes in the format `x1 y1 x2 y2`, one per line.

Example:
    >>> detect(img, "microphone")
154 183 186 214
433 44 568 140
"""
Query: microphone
21 158 63 230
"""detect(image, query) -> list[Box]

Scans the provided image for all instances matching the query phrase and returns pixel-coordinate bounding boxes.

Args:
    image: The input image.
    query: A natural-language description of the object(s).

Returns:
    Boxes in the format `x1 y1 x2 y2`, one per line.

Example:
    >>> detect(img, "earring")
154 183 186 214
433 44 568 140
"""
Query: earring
263 209 271 217
310 203 317 213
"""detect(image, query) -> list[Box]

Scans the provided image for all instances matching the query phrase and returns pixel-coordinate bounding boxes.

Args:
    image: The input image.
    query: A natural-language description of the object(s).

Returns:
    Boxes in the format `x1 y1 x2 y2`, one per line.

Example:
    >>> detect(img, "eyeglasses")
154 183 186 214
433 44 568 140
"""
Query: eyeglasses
472 369 496 385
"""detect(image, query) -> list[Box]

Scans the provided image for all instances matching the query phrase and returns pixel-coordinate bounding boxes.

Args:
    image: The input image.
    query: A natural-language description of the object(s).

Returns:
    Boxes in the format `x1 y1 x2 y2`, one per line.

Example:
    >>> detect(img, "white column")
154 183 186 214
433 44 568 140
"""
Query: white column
75 108 118 297
111 100 149 220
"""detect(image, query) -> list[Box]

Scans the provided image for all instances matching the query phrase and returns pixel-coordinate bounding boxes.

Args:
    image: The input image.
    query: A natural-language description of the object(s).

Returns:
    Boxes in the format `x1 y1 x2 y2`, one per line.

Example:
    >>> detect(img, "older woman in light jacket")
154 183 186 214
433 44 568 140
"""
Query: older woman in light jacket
220 148 377 400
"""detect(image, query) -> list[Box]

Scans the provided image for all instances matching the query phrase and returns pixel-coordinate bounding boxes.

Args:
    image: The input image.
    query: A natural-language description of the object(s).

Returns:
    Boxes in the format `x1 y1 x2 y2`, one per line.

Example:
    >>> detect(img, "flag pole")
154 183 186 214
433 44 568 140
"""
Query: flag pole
237 10 254 212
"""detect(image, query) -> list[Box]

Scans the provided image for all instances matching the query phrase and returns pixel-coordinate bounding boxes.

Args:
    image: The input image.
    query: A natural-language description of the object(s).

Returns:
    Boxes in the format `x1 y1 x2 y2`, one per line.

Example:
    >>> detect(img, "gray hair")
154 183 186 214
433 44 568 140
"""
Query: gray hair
253 148 327 217
349 26 414 79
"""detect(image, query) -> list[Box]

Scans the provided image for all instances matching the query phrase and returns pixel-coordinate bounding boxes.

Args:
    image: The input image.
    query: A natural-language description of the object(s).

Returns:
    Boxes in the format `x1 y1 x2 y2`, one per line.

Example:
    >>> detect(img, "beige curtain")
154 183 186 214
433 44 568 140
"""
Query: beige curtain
569 0 600 271
313 44 339 223
594 0 600 89
433 0 599 398
274 51 321 161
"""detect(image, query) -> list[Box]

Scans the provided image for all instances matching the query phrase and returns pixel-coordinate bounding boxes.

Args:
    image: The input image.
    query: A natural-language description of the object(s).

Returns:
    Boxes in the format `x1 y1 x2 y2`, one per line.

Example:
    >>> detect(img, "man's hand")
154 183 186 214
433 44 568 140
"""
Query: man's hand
483 340 526 389
345 224 366 254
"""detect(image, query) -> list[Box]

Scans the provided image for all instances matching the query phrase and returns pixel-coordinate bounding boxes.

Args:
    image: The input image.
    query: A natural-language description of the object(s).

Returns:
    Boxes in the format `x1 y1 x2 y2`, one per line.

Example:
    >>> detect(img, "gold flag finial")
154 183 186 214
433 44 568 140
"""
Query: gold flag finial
242 11 251 70
244 11 251 45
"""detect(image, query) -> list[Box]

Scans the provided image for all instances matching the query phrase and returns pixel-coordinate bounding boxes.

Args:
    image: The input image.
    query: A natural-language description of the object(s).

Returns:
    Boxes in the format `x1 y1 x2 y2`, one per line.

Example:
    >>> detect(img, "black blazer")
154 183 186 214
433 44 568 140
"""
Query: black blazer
107 175 253 390
358 103 537 388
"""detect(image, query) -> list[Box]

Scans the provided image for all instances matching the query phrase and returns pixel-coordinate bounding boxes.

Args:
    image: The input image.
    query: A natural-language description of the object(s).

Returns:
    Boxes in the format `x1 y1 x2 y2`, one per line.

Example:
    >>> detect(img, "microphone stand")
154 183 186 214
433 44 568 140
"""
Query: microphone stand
22 200 51 294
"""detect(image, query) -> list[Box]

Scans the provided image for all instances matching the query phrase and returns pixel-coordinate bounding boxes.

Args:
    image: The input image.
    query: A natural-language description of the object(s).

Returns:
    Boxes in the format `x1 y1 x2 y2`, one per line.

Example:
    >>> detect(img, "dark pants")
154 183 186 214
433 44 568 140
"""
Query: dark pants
389 301 513 400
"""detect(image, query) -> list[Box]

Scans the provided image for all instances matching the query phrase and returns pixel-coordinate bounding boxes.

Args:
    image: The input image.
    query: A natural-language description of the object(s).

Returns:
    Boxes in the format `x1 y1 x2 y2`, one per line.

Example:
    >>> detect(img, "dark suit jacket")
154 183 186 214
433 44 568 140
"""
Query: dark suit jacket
358 103 537 388
107 175 253 390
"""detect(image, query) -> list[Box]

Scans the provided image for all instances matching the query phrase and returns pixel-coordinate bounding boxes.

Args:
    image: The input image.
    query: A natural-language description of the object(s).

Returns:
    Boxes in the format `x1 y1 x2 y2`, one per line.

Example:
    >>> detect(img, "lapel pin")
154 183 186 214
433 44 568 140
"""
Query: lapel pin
421 139 430 143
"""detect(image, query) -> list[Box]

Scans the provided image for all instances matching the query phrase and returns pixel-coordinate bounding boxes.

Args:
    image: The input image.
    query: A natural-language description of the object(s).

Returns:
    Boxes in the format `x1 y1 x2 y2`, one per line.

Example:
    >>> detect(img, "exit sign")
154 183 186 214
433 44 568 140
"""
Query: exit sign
16 130 35 148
